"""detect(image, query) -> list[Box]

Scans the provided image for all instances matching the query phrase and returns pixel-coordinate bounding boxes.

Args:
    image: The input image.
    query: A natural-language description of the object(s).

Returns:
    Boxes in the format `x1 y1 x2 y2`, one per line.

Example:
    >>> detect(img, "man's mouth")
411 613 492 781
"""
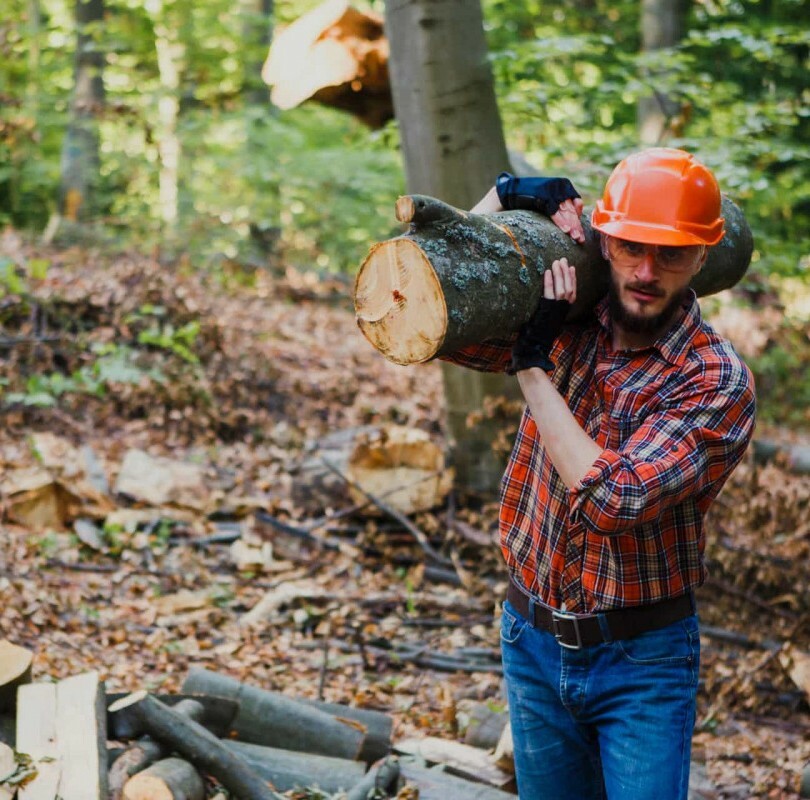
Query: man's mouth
627 285 664 302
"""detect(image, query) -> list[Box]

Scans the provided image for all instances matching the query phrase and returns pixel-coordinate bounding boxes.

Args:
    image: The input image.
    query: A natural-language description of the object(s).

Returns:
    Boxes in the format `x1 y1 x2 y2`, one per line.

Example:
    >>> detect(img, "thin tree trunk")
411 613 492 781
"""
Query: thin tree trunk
59 0 105 221
150 2 184 230
242 0 273 105
638 0 685 144
384 0 519 494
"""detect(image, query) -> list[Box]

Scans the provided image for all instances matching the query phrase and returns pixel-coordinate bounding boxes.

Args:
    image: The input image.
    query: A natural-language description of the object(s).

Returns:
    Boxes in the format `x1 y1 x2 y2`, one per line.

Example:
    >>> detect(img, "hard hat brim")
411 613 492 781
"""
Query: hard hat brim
591 216 725 247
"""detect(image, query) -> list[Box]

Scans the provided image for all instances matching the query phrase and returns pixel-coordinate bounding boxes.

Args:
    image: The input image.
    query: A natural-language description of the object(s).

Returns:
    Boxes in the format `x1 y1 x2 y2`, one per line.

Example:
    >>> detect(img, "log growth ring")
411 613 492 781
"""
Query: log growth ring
354 238 447 364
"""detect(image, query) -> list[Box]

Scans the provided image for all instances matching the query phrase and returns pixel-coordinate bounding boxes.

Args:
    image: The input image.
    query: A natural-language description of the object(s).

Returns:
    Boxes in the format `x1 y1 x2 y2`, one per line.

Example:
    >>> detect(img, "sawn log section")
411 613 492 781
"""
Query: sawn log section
354 194 753 365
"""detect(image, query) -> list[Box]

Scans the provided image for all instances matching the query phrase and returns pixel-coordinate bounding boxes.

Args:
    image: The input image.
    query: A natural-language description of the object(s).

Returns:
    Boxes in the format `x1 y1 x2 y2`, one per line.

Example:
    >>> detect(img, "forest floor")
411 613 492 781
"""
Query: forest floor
0 234 809 798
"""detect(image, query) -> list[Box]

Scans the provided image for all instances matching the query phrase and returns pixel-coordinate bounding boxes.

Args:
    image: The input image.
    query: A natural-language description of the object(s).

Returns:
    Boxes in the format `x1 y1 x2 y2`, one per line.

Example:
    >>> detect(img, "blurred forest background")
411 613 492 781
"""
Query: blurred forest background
0 1 809 797
0 0 808 426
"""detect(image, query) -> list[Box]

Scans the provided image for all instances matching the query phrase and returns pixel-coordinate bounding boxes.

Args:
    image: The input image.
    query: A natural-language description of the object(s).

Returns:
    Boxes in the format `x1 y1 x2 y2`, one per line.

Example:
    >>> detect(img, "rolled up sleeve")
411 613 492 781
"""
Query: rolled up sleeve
569 364 756 536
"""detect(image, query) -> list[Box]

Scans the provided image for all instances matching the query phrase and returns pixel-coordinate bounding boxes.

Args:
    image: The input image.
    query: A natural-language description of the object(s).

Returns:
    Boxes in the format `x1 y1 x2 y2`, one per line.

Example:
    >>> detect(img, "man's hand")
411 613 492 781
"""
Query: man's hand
551 197 585 244
495 172 585 244
507 258 577 375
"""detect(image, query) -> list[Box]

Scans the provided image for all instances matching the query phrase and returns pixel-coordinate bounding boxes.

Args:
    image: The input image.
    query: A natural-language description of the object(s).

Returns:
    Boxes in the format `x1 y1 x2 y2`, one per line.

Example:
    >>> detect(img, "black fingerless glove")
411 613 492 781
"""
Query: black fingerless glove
507 298 570 375
496 172 581 217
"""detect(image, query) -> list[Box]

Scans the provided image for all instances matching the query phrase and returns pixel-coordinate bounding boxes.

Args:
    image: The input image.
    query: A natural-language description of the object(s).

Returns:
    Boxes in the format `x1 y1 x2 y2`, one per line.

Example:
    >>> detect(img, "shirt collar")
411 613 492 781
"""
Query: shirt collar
596 288 701 368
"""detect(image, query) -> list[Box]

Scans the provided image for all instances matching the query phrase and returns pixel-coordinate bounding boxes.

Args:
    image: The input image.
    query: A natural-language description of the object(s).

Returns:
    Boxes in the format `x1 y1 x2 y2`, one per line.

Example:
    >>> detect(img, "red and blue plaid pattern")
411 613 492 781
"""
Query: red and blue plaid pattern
443 291 756 613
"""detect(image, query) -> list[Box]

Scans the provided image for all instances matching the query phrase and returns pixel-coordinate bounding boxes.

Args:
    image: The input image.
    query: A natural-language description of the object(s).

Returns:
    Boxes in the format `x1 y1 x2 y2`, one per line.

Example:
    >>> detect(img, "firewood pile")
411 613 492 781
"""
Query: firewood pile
0 655 518 799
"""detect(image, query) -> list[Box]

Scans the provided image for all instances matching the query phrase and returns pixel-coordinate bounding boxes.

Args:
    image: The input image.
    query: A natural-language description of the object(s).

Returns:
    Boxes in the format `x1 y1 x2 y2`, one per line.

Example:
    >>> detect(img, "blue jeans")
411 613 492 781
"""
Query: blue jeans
500 599 700 800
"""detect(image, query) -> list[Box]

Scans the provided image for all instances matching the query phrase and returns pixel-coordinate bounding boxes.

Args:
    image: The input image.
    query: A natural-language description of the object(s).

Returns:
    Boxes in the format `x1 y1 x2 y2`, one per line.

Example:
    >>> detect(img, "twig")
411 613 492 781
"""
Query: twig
320 458 455 568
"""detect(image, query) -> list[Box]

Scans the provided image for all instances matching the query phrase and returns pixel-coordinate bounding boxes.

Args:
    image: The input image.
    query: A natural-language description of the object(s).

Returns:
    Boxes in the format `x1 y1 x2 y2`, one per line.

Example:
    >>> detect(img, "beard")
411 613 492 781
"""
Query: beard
608 273 688 336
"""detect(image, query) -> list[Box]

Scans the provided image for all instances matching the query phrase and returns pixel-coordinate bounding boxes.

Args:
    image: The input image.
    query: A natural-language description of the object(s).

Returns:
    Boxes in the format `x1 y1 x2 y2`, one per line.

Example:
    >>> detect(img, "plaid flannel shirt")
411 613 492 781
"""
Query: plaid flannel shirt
442 291 756 613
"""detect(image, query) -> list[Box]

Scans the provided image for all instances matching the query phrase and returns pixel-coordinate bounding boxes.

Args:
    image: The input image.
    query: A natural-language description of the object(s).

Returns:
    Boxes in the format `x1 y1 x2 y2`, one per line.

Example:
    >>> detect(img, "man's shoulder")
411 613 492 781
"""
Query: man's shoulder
685 319 755 395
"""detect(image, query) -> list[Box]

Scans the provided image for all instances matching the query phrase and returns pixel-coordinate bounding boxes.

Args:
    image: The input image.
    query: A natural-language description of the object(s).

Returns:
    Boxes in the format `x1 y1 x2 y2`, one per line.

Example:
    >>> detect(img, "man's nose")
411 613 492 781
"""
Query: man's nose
634 251 657 281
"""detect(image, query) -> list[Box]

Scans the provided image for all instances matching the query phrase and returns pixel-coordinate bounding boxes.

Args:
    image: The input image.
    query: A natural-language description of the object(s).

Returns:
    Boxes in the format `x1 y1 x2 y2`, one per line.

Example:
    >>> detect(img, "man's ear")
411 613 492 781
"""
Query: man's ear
600 234 610 261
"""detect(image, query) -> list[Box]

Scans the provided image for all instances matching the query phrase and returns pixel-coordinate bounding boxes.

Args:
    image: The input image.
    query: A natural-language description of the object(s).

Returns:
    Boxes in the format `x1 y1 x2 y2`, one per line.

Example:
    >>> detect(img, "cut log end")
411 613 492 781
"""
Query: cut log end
109 690 148 714
354 238 447 364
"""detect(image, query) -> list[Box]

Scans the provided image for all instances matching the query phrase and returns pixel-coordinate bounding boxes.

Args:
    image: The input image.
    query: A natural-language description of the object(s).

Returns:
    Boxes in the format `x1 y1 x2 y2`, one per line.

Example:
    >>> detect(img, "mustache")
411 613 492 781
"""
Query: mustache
625 282 665 298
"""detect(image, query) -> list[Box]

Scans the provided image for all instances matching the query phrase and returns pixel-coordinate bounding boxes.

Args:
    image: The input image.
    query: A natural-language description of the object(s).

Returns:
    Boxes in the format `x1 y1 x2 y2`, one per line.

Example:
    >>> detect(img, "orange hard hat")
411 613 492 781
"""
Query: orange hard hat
591 148 725 246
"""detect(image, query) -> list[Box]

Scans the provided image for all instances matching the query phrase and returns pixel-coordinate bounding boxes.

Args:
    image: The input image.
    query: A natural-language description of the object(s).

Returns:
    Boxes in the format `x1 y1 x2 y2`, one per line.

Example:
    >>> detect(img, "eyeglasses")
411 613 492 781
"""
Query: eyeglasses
606 237 705 273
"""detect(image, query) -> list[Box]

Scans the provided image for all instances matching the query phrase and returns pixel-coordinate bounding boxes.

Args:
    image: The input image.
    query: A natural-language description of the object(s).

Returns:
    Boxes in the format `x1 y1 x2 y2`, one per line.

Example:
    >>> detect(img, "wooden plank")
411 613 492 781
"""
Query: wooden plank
395 737 513 788
17 683 60 800
55 672 108 800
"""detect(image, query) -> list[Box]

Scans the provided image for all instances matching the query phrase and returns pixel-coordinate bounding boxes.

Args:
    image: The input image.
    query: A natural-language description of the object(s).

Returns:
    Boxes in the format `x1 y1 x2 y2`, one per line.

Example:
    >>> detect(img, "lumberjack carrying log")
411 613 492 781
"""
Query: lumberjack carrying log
354 148 757 800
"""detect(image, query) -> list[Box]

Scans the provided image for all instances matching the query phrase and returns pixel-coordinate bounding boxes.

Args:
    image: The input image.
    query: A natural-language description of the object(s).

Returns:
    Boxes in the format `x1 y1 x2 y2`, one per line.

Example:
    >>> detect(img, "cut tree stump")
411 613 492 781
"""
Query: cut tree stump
181 667 366 760
16 683 60 800
0 641 33 713
122 757 205 800
354 194 754 365
108 692 275 800
222 740 365 793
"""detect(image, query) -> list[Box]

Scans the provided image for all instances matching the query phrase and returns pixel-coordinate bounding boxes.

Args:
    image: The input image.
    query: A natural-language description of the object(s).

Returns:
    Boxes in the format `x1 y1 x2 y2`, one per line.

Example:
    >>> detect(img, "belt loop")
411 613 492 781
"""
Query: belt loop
527 596 537 628
596 612 613 643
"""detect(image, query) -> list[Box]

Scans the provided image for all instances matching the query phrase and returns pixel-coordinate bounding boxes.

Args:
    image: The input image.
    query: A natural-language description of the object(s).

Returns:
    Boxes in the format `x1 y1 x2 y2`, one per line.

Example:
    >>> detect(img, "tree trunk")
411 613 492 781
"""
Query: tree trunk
638 0 685 144
222 740 366 793
108 692 276 800
355 194 753 364
384 0 518 493
181 667 366 760
122 758 204 800
149 2 185 230
242 0 273 105
59 0 105 221
0 640 33 713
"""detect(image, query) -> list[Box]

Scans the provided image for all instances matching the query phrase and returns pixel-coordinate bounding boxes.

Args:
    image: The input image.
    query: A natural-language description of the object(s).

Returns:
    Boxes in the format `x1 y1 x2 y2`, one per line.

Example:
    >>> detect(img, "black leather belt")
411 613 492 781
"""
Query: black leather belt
506 578 695 650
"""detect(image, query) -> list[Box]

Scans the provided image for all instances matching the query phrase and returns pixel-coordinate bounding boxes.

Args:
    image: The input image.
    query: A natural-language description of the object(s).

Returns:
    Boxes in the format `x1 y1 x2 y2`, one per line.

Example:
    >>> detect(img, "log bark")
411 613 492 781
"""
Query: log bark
298 697 393 764
181 667 365 760
122 757 205 800
222 740 365 793
108 692 275 800
354 195 754 365
0 640 33 713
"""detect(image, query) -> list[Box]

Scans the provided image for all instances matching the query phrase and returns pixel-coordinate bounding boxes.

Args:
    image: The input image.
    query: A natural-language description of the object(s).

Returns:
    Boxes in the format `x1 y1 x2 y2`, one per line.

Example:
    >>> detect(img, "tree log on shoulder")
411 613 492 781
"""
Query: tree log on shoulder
354 195 753 365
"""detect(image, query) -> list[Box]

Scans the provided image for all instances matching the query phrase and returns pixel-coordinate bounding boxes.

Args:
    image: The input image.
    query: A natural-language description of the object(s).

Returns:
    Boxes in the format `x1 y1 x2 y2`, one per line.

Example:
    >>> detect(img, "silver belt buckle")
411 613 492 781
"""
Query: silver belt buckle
552 609 583 650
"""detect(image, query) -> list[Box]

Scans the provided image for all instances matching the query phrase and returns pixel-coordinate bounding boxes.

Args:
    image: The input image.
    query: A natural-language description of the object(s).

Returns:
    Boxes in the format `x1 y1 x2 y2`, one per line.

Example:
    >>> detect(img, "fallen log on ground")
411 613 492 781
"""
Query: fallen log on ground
122 757 204 800
181 667 367 760
354 195 753 365
106 694 238 740
108 692 275 800
398 761 518 800
222 740 365 793
108 698 231 800
298 697 393 763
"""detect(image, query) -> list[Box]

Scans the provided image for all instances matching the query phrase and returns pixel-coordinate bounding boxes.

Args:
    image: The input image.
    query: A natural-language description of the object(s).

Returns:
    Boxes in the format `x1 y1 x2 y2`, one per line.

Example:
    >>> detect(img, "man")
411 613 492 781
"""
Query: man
446 148 756 799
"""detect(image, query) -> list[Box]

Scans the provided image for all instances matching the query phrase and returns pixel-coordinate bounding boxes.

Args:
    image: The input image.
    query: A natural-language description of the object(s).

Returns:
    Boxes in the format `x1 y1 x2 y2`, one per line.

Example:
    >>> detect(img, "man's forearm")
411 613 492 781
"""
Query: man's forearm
517 368 602 489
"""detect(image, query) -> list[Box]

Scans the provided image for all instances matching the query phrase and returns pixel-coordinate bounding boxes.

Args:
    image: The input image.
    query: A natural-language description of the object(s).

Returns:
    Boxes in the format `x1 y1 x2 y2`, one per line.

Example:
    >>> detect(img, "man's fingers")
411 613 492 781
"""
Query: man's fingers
543 267 555 300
